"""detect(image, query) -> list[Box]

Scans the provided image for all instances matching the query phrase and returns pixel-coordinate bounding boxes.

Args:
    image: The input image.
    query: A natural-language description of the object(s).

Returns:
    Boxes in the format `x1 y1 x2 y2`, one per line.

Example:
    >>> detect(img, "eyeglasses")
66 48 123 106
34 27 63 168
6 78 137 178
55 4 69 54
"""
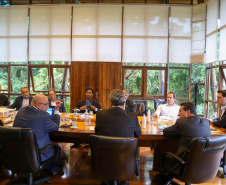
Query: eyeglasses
39 102 49 106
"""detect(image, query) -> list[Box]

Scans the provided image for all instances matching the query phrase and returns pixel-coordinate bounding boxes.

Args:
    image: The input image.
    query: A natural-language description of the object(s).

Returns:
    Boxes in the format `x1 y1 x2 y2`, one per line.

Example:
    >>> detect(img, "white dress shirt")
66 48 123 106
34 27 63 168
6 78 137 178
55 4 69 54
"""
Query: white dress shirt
154 103 180 118
22 98 29 107
51 100 56 106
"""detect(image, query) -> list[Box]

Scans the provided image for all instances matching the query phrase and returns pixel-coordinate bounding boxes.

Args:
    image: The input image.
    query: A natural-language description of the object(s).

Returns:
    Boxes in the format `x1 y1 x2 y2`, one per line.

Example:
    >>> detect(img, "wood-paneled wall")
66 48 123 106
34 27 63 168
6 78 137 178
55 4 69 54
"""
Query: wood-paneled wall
70 62 122 111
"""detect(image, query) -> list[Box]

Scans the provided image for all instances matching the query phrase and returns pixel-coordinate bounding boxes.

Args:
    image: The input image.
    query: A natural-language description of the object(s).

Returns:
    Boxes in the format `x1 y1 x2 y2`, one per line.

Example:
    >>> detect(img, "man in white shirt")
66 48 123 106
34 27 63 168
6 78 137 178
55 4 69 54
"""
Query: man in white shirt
48 89 66 113
153 92 180 118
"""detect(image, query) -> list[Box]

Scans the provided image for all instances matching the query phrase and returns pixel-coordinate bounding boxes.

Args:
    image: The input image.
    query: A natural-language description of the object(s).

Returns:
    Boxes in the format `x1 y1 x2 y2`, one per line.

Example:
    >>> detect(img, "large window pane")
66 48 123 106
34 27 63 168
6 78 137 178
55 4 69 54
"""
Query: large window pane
124 69 142 95
11 66 28 93
222 68 226 90
147 99 155 115
191 85 205 115
208 102 218 119
31 68 49 92
53 68 70 91
169 68 189 98
147 70 165 95
208 68 219 101
0 68 8 90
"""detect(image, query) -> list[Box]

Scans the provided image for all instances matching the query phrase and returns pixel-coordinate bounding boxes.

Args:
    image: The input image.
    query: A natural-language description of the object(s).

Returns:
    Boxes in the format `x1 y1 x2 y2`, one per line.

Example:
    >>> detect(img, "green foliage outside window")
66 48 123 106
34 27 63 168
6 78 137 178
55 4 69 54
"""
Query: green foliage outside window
124 69 142 95
11 66 28 93
0 68 8 90
147 70 165 95
168 68 189 99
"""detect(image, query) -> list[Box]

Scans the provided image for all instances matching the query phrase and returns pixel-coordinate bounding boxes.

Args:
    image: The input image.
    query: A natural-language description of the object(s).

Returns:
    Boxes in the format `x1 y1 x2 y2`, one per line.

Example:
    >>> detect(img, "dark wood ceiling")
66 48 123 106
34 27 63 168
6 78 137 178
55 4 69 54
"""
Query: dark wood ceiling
1 0 205 5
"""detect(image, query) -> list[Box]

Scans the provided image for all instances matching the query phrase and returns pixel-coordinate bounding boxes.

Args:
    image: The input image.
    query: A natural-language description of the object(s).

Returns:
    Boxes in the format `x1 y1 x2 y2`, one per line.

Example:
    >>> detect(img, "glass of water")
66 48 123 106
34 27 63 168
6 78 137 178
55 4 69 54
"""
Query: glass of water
87 118 92 126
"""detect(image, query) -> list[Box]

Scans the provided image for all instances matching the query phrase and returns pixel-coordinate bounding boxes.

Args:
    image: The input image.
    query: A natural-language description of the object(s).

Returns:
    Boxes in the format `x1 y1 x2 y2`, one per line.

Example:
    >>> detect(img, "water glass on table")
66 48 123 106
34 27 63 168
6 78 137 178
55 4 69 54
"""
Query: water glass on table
86 117 92 126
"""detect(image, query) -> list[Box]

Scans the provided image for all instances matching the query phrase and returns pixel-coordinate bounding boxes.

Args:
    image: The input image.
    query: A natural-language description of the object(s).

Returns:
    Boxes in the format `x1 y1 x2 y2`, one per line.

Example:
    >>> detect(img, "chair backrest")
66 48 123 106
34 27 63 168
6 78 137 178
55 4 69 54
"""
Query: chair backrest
89 135 138 181
154 99 167 111
0 126 40 173
133 100 147 116
182 136 226 184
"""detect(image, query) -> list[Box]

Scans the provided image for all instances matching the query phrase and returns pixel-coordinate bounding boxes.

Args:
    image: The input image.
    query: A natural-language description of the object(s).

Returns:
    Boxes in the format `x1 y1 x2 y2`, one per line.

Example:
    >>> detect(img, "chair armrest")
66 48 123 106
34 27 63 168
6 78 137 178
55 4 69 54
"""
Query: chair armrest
39 144 55 154
162 152 185 165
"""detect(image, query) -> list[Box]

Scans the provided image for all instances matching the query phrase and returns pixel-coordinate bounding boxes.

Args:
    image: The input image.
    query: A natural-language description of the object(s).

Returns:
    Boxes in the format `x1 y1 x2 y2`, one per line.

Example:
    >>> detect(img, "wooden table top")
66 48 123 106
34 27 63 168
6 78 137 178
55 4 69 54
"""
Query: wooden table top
55 113 225 140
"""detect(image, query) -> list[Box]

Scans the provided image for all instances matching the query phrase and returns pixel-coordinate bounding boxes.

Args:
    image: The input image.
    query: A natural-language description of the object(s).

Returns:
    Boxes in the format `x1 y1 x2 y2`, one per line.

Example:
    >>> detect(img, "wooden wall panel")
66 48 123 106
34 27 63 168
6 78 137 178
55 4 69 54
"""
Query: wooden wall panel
70 62 122 112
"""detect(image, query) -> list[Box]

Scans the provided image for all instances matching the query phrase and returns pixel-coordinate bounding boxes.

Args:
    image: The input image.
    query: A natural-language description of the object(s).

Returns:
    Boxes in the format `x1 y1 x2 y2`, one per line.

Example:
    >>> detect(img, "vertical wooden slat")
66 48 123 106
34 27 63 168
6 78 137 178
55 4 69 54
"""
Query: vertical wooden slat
70 62 121 111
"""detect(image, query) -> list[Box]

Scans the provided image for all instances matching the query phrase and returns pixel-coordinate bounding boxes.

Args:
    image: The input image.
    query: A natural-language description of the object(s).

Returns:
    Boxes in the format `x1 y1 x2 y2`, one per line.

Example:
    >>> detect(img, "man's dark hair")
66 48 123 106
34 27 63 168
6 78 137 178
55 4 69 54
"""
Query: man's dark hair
85 86 94 94
21 86 28 91
48 88 55 95
180 102 197 115
218 90 226 97
167 92 176 98
109 89 126 106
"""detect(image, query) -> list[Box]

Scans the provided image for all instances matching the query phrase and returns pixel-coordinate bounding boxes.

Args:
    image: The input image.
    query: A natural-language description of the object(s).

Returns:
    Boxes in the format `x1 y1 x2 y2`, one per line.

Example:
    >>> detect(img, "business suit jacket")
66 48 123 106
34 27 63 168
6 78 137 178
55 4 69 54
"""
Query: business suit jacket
125 100 135 113
212 110 226 128
163 116 211 176
74 99 102 114
95 107 141 138
8 95 33 110
48 98 66 113
13 106 60 162
163 116 211 158
0 94 8 106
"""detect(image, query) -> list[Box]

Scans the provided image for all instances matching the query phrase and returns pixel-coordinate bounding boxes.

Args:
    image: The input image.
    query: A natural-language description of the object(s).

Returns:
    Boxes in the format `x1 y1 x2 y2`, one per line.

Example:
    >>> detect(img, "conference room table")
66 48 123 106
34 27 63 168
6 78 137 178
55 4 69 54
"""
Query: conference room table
49 113 226 171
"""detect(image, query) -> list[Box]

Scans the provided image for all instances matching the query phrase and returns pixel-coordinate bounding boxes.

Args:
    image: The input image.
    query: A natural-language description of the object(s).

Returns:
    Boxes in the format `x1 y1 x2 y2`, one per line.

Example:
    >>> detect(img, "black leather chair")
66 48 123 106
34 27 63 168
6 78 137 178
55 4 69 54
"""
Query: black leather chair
154 99 167 111
89 135 138 185
0 126 59 185
220 149 226 178
132 100 148 116
160 136 226 185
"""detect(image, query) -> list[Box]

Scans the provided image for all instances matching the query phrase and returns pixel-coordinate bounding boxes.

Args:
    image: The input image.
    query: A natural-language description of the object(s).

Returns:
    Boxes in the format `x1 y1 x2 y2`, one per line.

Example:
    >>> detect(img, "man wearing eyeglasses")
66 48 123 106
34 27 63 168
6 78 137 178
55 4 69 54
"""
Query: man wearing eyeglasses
13 94 64 176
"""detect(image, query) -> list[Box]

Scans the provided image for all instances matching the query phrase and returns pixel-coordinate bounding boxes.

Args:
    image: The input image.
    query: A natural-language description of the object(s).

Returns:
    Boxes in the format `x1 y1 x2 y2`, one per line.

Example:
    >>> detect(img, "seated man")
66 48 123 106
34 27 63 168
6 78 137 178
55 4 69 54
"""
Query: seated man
74 86 101 114
13 94 64 175
209 90 226 128
159 102 211 185
123 89 135 113
0 85 8 106
95 89 141 185
8 86 33 110
153 92 180 118
48 89 66 113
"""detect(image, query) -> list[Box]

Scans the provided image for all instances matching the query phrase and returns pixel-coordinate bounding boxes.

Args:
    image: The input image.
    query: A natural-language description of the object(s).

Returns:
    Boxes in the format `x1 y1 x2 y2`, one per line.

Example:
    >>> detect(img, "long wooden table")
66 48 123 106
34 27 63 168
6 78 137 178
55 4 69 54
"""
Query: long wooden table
49 113 225 171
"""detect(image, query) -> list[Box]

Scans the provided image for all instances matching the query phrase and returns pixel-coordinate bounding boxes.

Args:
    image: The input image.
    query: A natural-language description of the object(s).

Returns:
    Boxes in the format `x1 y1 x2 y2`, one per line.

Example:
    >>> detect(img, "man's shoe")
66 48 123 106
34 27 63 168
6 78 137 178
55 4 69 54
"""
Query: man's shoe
70 143 80 148
52 161 64 176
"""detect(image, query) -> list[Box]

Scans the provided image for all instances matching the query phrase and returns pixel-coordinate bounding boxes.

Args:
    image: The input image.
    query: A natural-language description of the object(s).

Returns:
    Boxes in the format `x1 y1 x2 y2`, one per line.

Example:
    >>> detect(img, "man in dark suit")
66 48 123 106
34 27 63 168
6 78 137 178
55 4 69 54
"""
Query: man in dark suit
13 94 64 175
0 85 8 106
159 102 211 185
95 89 141 137
8 86 33 110
74 86 101 114
123 89 135 113
48 89 66 113
209 90 226 128
95 89 141 185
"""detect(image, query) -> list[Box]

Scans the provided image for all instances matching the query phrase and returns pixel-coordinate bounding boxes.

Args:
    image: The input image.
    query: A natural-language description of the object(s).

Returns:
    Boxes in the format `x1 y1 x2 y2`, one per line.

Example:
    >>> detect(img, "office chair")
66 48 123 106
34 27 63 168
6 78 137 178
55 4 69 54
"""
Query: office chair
133 100 148 116
154 99 167 111
0 126 59 185
220 149 226 178
160 136 226 185
89 135 138 185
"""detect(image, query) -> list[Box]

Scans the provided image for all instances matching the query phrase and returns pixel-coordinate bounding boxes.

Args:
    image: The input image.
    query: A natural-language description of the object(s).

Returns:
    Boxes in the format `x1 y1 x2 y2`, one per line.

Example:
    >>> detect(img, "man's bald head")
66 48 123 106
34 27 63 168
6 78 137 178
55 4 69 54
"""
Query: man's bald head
31 94 49 111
